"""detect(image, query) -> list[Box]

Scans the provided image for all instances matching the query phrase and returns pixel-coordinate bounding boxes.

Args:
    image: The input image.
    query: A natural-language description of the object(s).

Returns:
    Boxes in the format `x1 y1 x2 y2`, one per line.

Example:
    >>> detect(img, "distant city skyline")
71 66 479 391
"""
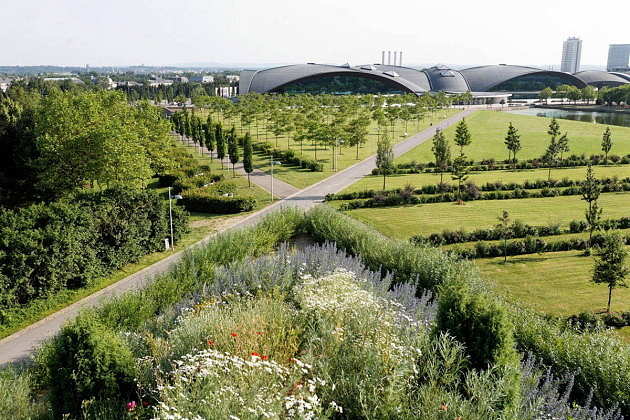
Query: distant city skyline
1 0 628 68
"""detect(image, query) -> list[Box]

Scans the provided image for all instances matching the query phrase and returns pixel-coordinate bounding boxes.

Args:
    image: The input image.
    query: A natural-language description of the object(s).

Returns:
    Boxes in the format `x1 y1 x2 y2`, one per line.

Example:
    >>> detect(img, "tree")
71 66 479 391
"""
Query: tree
539 87 553 104
451 155 469 204
204 124 215 161
375 133 394 190
557 132 570 161
228 129 239 177
547 117 561 142
242 132 253 186
215 124 225 170
601 127 613 163
497 210 511 263
592 233 629 313
544 118 562 180
431 129 450 184
566 86 581 104
453 118 472 156
581 164 602 253
581 86 596 104
504 122 521 164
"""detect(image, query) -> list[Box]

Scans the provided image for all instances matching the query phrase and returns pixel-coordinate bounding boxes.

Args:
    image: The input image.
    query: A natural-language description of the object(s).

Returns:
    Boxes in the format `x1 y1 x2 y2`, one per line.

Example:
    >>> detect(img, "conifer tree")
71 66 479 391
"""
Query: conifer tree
243 133 253 186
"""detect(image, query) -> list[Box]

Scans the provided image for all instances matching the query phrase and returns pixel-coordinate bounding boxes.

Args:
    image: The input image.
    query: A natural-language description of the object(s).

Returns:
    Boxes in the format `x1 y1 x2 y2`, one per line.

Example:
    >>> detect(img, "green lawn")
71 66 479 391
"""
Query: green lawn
340 192 630 239
343 164 630 193
398 110 630 164
200 108 460 189
476 250 630 316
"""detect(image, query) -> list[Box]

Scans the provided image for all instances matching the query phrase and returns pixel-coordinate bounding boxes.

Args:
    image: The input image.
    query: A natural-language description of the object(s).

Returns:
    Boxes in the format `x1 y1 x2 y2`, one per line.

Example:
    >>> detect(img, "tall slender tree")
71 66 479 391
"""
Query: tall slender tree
581 164 602 253
215 124 225 170
243 133 253 187
601 127 613 163
228 131 240 177
451 155 469 204
431 129 450 184
504 122 521 164
204 124 215 161
375 133 394 190
557 133 570 162
592 233 629 313
453 118 472 156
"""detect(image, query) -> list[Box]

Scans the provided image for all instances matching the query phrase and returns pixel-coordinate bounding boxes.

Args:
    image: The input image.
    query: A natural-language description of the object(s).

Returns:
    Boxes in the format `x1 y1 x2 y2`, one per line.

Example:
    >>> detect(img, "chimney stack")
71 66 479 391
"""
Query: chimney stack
399 51 403 67
387 51 391 65
381 51 385 65
393 51 398 67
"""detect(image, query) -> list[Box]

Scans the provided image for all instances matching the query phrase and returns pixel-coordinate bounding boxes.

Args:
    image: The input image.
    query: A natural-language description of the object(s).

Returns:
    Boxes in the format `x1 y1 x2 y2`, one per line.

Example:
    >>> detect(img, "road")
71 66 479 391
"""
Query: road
0 108 472 365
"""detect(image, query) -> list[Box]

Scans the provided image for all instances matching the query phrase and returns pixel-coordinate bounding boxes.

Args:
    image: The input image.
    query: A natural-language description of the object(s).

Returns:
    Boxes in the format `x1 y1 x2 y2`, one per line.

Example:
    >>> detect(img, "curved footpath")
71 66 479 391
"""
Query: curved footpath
0 109 473 365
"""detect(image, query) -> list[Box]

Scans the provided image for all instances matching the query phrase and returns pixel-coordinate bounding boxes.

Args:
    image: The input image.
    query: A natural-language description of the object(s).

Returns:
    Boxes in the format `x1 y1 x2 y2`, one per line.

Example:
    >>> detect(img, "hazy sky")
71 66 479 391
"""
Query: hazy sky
2 0 628 67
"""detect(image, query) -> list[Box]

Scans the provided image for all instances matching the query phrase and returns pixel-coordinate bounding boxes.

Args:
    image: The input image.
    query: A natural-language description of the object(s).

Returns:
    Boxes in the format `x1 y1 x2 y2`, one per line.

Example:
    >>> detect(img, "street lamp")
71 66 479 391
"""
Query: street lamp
168 187 183 250
270 155 282 202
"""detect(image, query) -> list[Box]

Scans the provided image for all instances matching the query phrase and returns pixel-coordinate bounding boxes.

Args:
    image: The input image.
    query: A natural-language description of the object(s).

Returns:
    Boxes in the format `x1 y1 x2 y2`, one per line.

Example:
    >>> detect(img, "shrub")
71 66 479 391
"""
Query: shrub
42 314 137 417
180 188 256 213
172 173 223 194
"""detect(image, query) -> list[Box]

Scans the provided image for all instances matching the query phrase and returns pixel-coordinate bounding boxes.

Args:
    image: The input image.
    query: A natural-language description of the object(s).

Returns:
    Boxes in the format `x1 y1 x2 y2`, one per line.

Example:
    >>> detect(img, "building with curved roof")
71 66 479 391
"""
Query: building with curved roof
573 70 630 88
239 63 626 101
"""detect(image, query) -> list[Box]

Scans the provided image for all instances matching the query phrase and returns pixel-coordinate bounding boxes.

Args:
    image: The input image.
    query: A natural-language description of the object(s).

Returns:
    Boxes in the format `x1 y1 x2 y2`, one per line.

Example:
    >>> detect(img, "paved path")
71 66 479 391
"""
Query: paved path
179 135 299 198
0 109 472 365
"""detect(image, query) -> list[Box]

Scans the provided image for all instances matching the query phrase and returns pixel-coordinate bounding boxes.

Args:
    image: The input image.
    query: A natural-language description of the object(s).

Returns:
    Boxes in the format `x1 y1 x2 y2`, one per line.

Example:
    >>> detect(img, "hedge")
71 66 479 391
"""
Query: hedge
252 142 323 172
0 188 189 322
172 173 223 194
180 188 256 214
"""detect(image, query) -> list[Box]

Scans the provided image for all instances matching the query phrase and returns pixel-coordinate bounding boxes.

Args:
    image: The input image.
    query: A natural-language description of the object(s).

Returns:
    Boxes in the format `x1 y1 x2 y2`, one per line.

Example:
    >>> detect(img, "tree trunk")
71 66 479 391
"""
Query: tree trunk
383 173 386 190
232 163 236 178
247 172 251 187
548 166 552 181
607 286 613 313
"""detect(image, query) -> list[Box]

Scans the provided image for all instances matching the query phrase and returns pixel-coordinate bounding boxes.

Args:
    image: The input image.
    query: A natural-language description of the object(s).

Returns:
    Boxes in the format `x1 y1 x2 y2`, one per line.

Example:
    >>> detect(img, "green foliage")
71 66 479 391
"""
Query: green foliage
602 127 613 161
453 118 472 154
42 313 136 417
504 122 521 162
0 364 48 419
431 128 450 182
436 278 521 412
181 188 256 213
592 232 629 312
376 133 394 189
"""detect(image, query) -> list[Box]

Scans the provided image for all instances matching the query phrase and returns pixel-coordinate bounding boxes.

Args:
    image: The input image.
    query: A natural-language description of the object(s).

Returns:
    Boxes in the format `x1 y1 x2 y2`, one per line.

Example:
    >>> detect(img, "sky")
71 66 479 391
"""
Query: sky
2 0 628 68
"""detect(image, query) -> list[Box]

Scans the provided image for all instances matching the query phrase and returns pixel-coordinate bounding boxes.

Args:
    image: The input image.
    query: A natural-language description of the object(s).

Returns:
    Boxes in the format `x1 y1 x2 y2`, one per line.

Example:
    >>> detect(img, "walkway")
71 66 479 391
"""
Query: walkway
0 109 472 364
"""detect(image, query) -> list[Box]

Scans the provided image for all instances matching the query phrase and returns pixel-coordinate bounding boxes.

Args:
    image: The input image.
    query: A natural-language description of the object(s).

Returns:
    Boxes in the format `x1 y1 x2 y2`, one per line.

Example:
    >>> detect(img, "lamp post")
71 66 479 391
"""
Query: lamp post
168 187 183 250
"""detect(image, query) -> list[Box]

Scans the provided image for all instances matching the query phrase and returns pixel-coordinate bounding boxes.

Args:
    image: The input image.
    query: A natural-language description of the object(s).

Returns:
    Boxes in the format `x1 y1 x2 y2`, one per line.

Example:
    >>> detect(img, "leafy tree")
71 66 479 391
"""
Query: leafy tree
566 86 582 104
375 133 394 190
581 86 596 104
204 124 215 161
547 117 561 141
451 155 469 204
453 118 472 155
504 122 521 164
601 127 613 163
581 164 602 253
215 124 225 170
347 113 370 160
557 132 570 161
431 129 450 183
497 210 511 263
544 118 561 180
592 233 629 313
242 133 253 187
228 129 239 177
539 87 553 104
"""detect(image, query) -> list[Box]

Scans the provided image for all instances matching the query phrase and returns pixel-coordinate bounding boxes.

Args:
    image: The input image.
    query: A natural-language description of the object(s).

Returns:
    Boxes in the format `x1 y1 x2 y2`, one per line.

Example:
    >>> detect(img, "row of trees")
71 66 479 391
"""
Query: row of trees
538 84 630 106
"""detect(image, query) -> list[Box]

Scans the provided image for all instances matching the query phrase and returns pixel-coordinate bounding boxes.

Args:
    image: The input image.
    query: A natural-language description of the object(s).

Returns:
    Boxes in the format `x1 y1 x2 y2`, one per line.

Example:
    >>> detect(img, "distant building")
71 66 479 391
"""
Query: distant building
148 78 174 87
226 75 240 83
561 37 582 73
43 76 85 84
607 44 630 72
173 75 189 83
190 75 215 83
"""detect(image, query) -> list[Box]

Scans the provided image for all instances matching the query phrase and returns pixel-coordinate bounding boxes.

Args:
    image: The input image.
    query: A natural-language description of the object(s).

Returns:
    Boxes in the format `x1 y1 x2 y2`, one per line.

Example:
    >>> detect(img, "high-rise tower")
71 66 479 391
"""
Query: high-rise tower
561 37 582 73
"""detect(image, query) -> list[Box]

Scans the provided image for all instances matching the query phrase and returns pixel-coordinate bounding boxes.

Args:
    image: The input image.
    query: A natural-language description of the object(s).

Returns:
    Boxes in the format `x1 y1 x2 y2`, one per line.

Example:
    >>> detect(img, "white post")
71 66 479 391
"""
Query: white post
168 187 174 250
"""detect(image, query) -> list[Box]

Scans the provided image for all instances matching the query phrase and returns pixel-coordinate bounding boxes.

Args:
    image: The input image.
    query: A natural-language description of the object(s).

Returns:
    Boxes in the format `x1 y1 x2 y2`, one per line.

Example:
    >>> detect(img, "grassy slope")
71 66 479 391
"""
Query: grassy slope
398 110 630 164
339 192 630 239
201 108 460 189
476 249 630 316
343 164 630 193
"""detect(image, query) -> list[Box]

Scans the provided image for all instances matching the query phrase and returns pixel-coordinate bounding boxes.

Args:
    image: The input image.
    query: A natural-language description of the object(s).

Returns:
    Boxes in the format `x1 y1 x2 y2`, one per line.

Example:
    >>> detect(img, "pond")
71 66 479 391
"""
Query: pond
508 108 630 128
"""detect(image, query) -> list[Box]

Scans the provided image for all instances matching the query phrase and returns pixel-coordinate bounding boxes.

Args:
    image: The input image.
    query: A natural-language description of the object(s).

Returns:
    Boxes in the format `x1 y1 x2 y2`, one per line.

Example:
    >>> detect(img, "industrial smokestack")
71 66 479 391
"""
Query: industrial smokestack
387 51 391 65
399 51 403 67
393 51 398 67
381 51 385 65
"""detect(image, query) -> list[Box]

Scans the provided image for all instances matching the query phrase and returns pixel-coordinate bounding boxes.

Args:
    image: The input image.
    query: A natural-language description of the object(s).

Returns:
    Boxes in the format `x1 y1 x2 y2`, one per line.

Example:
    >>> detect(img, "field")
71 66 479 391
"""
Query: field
477 250 630 316
344 164 630 193
398 110 630 164
200 108 460 189
339 192 630 239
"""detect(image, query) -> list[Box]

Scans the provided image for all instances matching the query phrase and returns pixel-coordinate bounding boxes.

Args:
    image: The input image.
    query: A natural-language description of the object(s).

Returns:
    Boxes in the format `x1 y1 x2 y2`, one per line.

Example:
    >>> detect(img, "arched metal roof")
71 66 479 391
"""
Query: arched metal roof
243 63 429 95
460 64 587 91
574 71 630 87
422 66 470 92
610 72 630 82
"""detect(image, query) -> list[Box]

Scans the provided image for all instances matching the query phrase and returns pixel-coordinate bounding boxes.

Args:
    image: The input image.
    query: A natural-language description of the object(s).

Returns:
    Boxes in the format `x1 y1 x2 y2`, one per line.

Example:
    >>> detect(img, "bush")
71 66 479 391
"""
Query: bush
181 188 256 213
252 142 323 171
43 314 137 417
436 278 521 411
172 173 223 194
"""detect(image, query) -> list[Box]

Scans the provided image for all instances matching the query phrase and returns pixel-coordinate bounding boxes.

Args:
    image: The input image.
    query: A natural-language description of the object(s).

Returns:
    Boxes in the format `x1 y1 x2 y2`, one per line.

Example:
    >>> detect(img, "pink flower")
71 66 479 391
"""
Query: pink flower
230 332 238 338
126 401 137 412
